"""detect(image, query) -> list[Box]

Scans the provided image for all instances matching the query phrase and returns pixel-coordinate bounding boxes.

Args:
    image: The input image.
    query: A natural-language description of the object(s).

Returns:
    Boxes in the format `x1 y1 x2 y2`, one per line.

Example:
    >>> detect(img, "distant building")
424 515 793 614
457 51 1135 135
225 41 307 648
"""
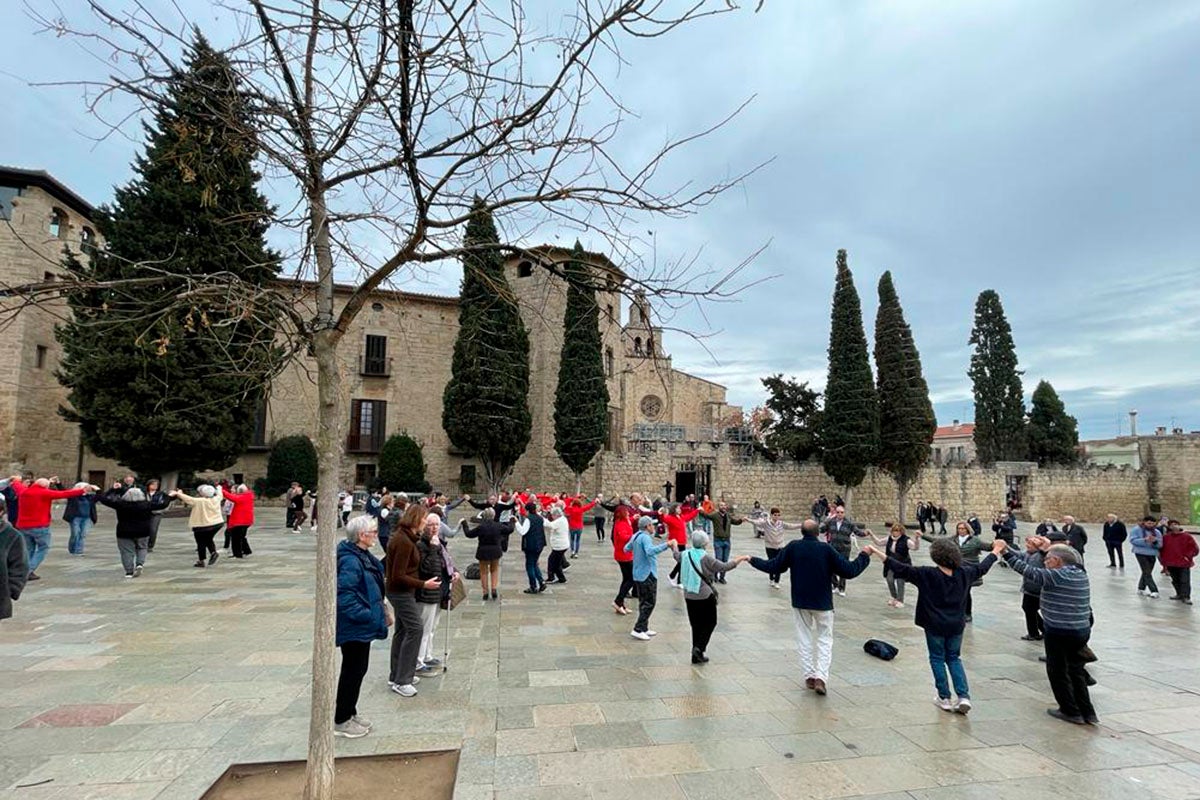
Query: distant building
931 420 976 466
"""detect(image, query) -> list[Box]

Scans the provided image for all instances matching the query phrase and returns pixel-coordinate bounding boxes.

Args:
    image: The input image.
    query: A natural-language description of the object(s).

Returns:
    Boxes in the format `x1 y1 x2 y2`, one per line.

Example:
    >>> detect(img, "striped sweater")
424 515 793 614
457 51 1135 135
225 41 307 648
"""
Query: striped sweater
1003 550 1091 632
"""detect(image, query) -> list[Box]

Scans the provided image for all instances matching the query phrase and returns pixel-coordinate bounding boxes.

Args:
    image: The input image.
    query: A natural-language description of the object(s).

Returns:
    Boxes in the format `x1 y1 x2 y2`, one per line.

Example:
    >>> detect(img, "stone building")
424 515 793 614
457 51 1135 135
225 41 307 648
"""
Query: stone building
0 167 737 493
931 420 976 465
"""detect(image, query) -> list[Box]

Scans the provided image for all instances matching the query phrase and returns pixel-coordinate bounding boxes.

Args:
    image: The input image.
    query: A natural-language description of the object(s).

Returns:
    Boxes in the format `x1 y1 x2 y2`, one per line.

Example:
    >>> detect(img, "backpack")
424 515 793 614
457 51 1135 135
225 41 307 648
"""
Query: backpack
863 639 899 661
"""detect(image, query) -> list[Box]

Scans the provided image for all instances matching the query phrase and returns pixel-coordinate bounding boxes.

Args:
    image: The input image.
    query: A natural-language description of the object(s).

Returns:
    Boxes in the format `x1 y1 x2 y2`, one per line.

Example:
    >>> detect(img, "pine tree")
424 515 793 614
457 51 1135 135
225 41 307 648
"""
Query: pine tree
56 34 278 478
553 242 610 490
968 290 1026 464
442 198 532 490
759 374 823 461
821 249 879 500
1026 380 1080 466
874 271 936 521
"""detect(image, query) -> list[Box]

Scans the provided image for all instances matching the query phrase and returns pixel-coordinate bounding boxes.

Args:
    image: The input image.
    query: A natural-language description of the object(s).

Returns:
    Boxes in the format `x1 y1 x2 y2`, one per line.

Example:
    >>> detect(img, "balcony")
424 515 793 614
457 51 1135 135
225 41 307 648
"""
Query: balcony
346 431 384 453
359 355 392 377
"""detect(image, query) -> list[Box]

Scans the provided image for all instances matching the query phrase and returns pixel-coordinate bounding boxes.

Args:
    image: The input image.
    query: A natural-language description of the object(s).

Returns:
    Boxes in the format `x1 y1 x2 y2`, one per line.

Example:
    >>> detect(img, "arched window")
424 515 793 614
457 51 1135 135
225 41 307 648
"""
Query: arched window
633 337 643 355
517 260 533 278
646 335 654 355
49 208 68 239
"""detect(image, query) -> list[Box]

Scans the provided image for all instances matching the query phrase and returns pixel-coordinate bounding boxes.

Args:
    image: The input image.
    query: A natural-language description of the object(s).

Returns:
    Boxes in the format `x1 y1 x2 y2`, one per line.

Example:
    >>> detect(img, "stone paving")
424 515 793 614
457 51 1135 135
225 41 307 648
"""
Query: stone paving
1 514 1199 800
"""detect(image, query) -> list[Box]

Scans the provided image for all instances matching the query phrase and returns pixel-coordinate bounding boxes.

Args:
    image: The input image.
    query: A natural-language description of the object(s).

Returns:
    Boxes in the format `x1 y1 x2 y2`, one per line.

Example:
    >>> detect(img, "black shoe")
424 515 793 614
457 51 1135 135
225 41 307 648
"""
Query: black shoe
27 572 40 581
538 583 546 593
1047 708 1086 725
1084 670 1097 687
556 577 567 584
491 590 498 600
691 647 709 664
1084 714 1100 725
562 560 572 569
480 593 489 601
1079 646 1097 663
194 560 206 568
209 551 219 565
1020 635 1043 641
1038 656 1048 663
523 588 538 594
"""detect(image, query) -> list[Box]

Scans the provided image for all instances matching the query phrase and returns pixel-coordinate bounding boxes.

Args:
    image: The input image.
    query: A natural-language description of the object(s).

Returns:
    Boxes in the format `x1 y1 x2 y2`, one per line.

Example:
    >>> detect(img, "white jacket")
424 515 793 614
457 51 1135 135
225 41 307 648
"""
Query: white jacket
545 516 570 551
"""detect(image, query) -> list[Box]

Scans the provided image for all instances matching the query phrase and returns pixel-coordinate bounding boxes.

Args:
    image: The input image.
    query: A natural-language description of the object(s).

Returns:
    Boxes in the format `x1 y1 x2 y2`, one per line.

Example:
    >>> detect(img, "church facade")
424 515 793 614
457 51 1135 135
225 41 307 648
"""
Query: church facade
0 166 738 494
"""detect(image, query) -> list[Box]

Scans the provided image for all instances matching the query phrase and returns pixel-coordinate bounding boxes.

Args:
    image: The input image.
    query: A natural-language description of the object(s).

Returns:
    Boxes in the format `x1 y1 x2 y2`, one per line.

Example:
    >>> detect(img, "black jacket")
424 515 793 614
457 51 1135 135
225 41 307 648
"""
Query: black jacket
466 519 514 561
416 538 448 604
886 555 998 636
0 521 28 620
1063 523 1087 554
97 490 171 539
1102 520 1127 544
521 515 547 554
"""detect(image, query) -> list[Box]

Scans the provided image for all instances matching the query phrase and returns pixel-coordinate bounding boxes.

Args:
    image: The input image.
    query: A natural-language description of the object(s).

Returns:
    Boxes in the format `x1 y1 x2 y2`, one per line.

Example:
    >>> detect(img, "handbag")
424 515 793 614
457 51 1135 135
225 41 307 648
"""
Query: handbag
689 551 718 605
447 573 467 611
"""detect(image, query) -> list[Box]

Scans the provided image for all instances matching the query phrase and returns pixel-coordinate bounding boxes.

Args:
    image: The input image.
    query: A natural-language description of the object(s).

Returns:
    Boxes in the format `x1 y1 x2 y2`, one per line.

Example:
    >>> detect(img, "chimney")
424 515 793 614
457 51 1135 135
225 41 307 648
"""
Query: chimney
1129 409 1138 437
1155 426 1167 436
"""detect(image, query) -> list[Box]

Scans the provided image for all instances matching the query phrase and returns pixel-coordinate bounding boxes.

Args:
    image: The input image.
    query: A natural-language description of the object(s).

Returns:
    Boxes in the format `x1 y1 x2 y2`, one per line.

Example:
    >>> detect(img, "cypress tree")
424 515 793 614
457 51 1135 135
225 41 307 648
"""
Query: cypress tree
1027 380 1080 466
874 271 936 521
442 198 532 490
553 242 610 490
56 33 279 478
821 249 879 500
968 290 1027 464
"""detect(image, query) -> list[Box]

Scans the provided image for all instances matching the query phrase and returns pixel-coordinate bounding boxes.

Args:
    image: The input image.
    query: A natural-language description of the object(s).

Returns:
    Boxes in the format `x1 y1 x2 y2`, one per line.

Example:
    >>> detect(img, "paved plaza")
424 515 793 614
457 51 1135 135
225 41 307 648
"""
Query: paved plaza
1 513 1199 800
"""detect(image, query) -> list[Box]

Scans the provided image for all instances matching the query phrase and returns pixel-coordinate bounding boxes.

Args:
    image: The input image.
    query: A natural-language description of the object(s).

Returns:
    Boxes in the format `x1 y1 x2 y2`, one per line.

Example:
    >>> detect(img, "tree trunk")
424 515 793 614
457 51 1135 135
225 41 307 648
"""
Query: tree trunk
897 485 908 526
575 473 582 497
844 485 854 516
303 328 343 800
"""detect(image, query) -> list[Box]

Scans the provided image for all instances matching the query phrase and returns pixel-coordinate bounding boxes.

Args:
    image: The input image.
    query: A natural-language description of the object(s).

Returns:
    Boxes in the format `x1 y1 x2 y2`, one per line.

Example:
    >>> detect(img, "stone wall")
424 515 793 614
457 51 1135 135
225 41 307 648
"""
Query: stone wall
1142 435 1200 521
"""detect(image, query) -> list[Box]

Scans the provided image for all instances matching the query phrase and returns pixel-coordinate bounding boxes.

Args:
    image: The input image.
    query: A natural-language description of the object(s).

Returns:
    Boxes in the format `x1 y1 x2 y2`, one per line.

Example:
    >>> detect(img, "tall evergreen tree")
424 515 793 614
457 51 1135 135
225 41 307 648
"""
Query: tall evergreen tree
553 242 610 490
442 199 532 490
1027 380 1080 466
968 290 1026 464
56 34 279 478
874 271 936 521
759 374 823 461
821 249 879 502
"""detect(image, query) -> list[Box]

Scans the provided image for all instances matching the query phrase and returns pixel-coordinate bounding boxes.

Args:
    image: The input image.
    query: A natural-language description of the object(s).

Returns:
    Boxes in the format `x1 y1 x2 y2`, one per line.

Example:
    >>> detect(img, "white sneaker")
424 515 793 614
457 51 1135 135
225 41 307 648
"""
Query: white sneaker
894 601 905 608
630 630 651 641
1137 588 1147 596
838 590 846 597
646 630 658 637
935 696 954 712
391 683 418 697
333 719 369 738
352 714 373 730
1150 592 1160 599
412 676 421 684
770 582 781 590
954 698 972 715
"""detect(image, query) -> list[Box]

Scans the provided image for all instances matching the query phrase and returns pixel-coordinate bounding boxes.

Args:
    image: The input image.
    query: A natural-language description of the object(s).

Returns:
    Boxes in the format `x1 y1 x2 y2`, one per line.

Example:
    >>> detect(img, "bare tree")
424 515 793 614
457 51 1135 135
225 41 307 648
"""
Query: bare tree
23 1 765 797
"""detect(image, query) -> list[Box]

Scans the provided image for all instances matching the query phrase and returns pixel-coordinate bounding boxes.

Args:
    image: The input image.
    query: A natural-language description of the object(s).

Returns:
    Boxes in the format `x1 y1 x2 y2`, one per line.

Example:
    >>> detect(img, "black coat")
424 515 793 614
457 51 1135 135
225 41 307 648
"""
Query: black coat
521 515 547 554
1063 524 1088 554
97 490 171 539
886 555 998 636
1103 520 1127 544
0 521 28 620
416 538 449 604
63 495 98 524
466 519 514 561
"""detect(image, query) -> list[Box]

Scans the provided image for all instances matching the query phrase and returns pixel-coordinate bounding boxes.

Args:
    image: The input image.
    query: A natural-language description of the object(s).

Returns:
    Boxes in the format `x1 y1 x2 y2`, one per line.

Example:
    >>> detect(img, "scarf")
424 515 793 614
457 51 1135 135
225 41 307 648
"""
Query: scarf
682 546 706 594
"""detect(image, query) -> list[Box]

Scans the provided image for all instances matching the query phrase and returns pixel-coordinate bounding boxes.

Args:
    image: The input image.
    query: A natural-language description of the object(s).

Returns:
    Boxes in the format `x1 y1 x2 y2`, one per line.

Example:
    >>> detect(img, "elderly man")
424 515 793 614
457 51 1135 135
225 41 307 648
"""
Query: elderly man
999 536 1097 725
1102 513 1127 569
1060 516 1088 561
2 476 95 581
747 519 870 695
820 505 860 596
624 515 670 640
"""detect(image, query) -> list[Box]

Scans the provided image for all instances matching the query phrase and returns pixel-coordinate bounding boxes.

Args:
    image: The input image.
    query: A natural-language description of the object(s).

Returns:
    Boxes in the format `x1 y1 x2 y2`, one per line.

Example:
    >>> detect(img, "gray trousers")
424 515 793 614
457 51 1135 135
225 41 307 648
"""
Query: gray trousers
118 537 149 574
387 591 424 686
885 569 906 603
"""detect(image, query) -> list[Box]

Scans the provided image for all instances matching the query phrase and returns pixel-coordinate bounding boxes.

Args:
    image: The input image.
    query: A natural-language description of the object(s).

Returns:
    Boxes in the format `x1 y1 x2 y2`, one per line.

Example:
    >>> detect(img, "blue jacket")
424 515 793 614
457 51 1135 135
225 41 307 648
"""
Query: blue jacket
750 535 870 611
625 530 669 581
1129 524 1163 557
522 515 547 554
336 540 388 646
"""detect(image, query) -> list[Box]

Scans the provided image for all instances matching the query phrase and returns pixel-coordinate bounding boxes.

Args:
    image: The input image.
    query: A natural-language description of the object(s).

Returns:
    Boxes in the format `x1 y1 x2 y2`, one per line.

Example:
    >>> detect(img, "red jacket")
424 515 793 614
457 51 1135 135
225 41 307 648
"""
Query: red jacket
612 517 634 563
222 488 256 527
661 508 699 547
12 480 86 529
1160 532 1198 569
565 498 597 530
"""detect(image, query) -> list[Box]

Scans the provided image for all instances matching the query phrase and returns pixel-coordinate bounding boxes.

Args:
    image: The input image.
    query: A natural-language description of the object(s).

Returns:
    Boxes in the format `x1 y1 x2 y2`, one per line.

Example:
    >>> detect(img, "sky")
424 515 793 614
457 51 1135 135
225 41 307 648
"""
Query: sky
3 1 1198 441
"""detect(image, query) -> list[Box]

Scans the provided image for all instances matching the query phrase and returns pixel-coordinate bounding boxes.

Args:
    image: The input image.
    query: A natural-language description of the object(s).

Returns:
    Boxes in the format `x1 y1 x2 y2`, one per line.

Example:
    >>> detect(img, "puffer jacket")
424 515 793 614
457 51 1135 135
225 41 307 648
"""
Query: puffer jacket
336 540 388 645
416 537 448 604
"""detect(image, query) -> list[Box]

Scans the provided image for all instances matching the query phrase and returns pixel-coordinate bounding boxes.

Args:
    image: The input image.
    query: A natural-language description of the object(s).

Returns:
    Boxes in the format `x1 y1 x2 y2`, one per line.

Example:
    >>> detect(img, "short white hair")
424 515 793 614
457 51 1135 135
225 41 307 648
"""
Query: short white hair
396 492 409 502
235 484 250 494
73 482 90 490
197 484 217 498
690 530 710 549
122 488 146 502
345 514 378 544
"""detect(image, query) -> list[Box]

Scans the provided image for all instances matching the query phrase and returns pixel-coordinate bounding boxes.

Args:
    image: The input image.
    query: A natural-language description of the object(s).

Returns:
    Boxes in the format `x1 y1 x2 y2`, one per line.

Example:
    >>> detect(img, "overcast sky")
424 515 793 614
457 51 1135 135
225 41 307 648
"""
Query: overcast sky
3 1 1198 440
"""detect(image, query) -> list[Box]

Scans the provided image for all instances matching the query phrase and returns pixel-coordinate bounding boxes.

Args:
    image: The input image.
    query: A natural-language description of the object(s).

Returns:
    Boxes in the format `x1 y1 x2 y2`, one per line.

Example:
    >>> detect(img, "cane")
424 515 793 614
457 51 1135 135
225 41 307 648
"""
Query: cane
442 577 455 673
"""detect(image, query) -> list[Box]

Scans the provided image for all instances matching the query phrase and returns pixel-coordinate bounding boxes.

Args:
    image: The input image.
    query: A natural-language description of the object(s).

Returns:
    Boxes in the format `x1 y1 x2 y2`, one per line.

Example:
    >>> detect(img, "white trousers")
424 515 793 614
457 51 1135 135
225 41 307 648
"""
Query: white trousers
792 608 835 681
417 602 439 663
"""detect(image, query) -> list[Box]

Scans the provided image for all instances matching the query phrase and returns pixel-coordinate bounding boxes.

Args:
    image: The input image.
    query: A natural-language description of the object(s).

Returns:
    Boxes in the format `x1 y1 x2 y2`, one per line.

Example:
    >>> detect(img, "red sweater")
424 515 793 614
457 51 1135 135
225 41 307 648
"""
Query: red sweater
12 481 86 529
565 499 597 530
661 508 699 546
221 488 256 527
612 518 634 563
1161 532 1198 568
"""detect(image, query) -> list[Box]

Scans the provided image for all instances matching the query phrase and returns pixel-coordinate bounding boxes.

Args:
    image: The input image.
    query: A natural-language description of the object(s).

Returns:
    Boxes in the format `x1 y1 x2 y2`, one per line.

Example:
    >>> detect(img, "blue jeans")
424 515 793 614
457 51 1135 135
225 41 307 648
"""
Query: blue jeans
925 631 969 699
524 550 544 590
569 528 582 555
713 538 731 578
21 526 51 572
68 518 92 554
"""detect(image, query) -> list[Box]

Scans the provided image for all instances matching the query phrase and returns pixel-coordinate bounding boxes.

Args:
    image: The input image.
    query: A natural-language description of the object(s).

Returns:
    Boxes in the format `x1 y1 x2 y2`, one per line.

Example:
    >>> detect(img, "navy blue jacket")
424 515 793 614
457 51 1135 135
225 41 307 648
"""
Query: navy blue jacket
750 535 870 611
336 540 388 646
522 515 547 554
886 555 997 636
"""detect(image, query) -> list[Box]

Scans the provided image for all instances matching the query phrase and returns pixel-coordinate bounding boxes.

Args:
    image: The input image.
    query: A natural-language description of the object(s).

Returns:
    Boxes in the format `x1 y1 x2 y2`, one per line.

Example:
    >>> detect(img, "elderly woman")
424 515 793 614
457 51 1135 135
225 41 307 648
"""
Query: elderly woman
465 507 513 601
335 515 391 738
97 483 171 578
544 505 570 586
866 523 920 607
386 504 439 697
668 531 747 663
416 512 458 673
221 483 256 559
170 484 225 567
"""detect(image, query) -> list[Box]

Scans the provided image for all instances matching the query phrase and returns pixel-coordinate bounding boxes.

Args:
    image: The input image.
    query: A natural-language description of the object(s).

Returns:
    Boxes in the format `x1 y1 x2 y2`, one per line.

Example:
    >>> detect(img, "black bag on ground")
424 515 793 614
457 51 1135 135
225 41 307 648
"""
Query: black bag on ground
863 639 899 661
465 561 481 580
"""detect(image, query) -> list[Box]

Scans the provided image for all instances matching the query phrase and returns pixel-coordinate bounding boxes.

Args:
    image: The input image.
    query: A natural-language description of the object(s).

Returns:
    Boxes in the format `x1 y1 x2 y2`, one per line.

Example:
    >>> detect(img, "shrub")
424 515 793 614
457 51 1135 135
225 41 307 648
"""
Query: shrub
378 434 430 494
263 434 318 497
